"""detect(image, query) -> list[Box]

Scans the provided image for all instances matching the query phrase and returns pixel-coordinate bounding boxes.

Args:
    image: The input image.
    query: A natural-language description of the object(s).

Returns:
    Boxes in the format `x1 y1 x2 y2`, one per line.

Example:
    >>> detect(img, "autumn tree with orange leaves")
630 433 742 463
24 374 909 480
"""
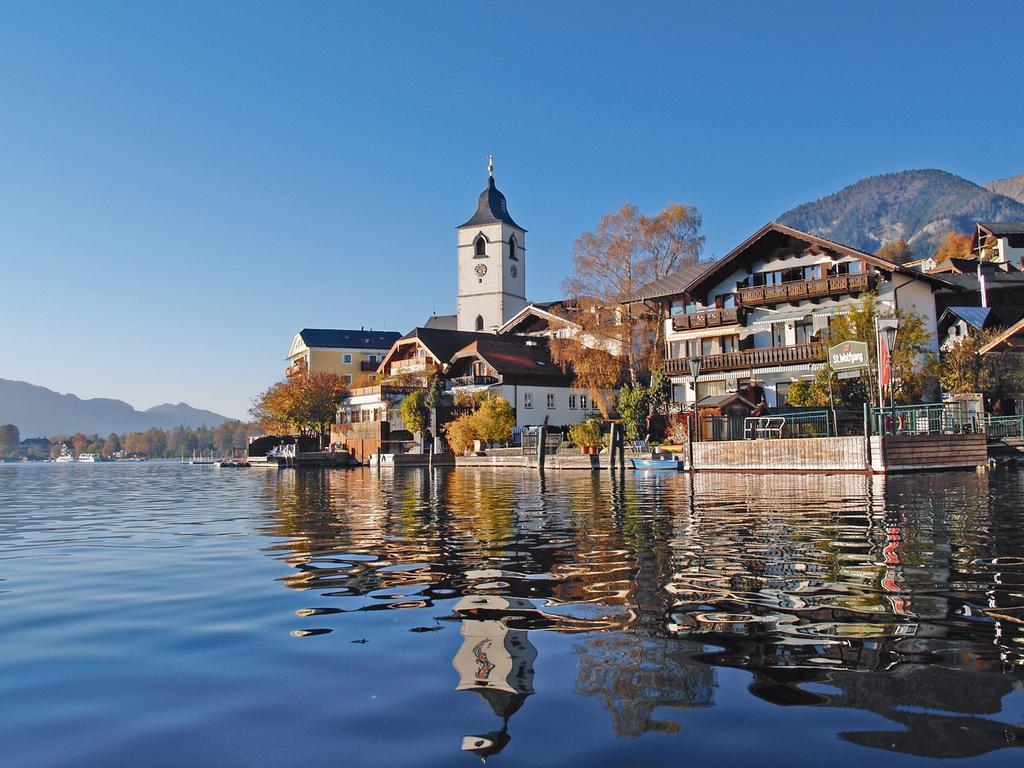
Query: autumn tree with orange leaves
561 202 704 385
250 371 349 447
934 231 972 264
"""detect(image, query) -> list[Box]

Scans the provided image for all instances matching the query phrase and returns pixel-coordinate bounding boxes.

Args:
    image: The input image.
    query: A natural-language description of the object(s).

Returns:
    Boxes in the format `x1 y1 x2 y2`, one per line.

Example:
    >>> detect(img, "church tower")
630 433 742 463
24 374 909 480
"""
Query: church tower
456 157 527 332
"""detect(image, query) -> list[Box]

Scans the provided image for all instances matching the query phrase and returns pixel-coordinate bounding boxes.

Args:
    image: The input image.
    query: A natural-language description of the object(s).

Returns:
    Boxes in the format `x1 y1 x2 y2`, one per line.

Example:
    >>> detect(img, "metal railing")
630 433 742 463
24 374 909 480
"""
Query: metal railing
872 403 978 436
984 415 1024 439
449 374 499 388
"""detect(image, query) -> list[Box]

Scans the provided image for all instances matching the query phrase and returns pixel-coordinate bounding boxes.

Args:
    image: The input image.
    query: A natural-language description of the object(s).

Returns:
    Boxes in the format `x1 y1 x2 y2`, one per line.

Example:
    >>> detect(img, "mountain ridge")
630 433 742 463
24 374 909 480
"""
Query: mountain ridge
777 169 1024 257
985 172 1024 205
0 378 233 437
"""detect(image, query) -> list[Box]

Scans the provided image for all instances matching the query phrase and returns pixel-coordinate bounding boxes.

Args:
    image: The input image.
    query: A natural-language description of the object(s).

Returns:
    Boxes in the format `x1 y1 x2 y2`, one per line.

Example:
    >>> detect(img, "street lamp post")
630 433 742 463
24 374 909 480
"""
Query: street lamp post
879 319 899 435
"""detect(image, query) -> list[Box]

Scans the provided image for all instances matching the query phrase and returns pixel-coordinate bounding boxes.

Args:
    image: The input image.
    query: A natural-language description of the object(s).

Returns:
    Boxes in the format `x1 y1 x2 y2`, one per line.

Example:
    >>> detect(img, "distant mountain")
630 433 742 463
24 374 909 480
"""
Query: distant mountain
0 379 231 437
985 172 1024 205
777 169 1024 258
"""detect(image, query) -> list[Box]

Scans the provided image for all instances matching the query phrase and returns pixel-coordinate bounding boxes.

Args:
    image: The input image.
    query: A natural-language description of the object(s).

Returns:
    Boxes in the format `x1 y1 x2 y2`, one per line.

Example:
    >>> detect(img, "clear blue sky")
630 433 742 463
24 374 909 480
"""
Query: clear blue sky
3 1 1022 419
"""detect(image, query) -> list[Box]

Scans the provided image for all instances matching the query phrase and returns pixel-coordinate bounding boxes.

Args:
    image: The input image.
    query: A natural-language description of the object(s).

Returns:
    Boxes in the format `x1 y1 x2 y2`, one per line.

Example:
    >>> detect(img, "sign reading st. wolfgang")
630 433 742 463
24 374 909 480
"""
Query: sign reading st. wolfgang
828 340 869 372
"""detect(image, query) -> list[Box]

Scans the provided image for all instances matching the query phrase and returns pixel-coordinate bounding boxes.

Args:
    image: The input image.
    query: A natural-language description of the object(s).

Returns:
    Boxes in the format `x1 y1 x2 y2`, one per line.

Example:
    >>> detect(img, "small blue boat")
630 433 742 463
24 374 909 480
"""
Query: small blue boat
630 456 683 471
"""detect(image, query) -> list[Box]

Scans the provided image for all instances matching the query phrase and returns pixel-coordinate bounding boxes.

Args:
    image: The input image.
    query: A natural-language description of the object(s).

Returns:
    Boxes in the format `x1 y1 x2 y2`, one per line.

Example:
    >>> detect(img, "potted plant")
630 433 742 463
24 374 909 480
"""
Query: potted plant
569 420 602 454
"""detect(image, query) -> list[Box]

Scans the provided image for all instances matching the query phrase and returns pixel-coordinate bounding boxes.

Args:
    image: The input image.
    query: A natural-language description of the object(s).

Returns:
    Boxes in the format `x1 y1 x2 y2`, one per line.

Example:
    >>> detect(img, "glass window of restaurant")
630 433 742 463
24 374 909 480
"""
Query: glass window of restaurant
696 380 726 401
721 334 740 354
794 319 814 344
772 322 787 347
775 381 791 408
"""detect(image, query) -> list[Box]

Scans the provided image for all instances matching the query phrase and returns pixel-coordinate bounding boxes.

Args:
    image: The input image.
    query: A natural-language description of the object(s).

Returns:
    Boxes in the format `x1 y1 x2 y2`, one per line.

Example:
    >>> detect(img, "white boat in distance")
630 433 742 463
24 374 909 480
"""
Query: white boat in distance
77 453 108 463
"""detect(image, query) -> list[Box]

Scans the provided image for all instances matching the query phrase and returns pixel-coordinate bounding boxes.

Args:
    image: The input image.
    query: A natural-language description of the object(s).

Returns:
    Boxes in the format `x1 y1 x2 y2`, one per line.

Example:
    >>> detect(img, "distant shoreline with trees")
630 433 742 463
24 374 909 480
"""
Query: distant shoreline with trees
0 421 257 460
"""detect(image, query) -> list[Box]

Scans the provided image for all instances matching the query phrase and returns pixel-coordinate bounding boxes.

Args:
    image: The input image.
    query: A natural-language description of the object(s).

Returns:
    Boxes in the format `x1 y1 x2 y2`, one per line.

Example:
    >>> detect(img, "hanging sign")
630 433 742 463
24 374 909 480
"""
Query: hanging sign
828 340 869 372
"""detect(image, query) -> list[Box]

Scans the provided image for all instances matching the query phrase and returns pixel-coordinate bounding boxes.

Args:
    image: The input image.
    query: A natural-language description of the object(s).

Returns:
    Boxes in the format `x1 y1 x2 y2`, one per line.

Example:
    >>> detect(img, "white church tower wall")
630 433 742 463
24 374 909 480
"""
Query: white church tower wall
455 157 528 332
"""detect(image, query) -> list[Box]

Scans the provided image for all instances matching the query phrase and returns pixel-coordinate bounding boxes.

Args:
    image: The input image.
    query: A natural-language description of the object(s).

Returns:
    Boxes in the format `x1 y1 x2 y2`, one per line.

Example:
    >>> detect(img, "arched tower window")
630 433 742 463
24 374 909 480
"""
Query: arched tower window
475 315 484 331
508 235 518 261
474 236 486 257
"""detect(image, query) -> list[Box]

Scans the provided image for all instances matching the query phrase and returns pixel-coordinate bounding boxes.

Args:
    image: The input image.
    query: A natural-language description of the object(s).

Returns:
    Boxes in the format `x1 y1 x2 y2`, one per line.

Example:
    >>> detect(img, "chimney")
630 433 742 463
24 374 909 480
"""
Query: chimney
978 262 993 308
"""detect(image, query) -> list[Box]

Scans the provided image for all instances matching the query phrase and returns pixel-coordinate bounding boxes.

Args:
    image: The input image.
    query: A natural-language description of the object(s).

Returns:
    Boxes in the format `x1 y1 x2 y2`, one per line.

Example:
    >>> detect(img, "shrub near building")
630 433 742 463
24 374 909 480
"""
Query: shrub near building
442 395 515 453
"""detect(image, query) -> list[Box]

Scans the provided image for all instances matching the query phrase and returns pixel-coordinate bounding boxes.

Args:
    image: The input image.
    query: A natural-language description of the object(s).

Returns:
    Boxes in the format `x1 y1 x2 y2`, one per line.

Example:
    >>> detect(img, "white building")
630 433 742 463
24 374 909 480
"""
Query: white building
973 222 1024 268
446 337 606 428
455 157 529 333
632 223 950 408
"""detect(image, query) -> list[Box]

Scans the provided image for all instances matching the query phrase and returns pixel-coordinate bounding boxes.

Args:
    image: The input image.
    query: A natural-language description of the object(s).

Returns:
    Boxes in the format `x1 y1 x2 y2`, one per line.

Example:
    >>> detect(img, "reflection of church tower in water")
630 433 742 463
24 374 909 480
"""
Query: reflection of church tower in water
451 595 538 759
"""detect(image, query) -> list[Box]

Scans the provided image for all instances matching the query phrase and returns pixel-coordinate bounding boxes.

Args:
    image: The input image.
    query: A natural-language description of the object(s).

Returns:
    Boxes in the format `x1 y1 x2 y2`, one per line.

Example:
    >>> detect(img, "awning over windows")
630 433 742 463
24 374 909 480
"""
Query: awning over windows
751 301 852 326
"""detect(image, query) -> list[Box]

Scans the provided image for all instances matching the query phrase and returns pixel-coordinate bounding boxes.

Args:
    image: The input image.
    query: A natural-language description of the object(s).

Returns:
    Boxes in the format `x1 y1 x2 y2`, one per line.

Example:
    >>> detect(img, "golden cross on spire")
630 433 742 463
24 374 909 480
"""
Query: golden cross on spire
487 154 494 177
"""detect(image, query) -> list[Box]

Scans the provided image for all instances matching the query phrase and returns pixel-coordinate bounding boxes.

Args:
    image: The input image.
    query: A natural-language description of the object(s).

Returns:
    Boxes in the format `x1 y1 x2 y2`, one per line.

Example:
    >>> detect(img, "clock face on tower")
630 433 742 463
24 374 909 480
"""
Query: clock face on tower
510 264 518 278
474 264 488 278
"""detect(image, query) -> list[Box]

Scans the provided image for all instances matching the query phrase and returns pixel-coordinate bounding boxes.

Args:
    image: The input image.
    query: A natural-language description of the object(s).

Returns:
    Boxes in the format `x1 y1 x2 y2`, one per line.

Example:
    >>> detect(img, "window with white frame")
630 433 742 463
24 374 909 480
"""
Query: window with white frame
547 393 556 409
569 394 577 409
343 353 352 364
523 392 533 409
580 394 588 410
344 374 353 384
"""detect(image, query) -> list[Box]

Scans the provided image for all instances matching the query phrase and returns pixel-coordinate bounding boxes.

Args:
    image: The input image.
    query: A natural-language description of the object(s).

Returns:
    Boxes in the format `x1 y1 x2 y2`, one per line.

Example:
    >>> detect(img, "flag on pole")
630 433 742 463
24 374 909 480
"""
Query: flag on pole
878 332 891 387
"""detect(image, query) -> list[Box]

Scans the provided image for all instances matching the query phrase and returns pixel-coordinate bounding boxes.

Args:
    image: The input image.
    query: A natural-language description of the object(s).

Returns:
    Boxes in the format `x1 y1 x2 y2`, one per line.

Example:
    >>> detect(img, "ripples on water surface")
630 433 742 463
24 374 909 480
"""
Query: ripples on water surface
1 463 1023 767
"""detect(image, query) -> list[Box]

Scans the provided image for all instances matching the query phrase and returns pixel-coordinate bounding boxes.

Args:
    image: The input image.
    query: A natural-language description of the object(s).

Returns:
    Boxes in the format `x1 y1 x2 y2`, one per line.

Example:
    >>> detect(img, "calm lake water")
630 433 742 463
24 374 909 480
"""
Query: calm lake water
1 463 1023 767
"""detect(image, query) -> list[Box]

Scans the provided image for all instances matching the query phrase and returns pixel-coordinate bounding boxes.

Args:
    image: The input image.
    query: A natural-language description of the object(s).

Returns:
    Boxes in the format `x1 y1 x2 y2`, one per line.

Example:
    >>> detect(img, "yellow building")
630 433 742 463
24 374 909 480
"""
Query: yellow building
286 328 402 384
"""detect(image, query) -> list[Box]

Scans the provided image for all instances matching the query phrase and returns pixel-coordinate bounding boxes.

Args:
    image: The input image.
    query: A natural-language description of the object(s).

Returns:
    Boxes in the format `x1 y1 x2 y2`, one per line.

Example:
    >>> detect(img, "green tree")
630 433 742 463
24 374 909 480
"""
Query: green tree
400 389 429 437
940 328 1023 399
786 292 938 408
616 382 651 440
472 395 515 444
0 424 20 458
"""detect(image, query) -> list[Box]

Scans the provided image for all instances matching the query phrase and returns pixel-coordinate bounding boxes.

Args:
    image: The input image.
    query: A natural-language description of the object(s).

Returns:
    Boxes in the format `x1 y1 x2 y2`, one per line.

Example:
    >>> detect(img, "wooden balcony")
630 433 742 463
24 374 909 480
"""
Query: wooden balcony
285 359 308 378
360 360 380 372
672 306 744 332
737 273 873 307
389 357 432 375
665 342 826 375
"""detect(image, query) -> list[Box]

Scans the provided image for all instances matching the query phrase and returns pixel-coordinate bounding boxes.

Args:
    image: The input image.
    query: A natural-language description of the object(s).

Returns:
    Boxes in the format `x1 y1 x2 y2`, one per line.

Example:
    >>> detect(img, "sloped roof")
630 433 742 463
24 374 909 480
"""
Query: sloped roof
497 303 580 335
451 338 567 378
423 314 458 330
395 327 502 364
297 328 402 350
935 271 1024 291
688 222 955 294
696 393 754 409
624 262 714 303
458 176 524 230
978 221 1024 236
980 317 1024 355
940 306 992 330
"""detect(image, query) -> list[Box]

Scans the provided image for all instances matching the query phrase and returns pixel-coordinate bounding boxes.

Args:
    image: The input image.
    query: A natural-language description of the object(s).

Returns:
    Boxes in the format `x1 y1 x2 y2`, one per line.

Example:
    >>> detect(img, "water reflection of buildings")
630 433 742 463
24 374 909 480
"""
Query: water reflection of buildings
261 466 1024 762
673 471 1024 759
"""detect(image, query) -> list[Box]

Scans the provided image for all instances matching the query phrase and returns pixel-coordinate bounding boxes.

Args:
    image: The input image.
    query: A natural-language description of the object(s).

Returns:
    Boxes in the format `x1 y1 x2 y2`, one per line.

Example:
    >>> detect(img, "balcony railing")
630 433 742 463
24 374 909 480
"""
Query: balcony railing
360 360 380 372
449 374 499 388
672 306 744 332
389 357 431 375
285 360 308 378
737 272 873 307
665 342 826 375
